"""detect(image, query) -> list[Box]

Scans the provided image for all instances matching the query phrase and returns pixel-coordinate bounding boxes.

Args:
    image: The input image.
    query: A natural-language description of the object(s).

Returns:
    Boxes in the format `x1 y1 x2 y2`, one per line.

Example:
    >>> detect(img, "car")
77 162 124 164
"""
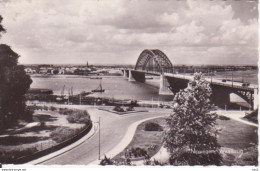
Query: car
242 82 250 87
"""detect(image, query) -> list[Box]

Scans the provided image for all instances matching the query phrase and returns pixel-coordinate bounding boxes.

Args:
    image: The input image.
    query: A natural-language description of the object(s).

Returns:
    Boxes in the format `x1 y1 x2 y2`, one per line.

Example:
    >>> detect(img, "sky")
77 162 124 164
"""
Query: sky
0 0 258 65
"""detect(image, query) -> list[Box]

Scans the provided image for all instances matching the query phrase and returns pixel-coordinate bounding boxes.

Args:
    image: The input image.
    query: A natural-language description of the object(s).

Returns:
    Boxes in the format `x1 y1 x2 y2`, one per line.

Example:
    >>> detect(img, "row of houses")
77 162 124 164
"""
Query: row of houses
24 66 96 75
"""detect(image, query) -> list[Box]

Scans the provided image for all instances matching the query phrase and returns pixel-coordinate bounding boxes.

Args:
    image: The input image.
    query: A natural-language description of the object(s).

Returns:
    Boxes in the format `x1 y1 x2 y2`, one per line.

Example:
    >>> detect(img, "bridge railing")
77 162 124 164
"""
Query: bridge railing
210 81 255 91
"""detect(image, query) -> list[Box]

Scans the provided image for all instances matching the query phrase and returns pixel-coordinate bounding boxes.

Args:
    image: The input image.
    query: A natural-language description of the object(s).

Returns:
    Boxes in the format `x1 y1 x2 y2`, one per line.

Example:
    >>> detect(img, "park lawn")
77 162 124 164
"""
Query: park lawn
113 116 258 166
216 118 258 165
0 109 85 164
113 117 167 162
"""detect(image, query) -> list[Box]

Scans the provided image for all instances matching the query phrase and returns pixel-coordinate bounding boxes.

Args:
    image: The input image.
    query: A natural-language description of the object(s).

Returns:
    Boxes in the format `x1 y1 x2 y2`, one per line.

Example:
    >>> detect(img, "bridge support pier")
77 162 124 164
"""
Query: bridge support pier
128 70 135 82
123 70 127 79
159 74 173 95
253 88 258 110
132 71 145 83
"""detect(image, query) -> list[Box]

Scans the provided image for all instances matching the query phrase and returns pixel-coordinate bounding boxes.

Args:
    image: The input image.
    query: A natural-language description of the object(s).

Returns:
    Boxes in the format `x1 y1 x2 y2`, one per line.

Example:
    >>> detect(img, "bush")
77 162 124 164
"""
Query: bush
144 122 163 131
66 110 91 124
0 147 38 164
126 106 134 111
130 147 148 158
59 108 74 115
50 127 77 143
50 106 56 111
113 106 124 112
218 115 230 120
244 109 258 124
169 150 222 166
100 155 115 165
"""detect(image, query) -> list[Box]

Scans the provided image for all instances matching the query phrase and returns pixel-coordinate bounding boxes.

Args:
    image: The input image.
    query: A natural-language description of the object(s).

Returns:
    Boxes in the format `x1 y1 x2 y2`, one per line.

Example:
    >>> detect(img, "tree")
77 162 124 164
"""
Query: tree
0 15 6 36
0 16 32 131
164 73 222 165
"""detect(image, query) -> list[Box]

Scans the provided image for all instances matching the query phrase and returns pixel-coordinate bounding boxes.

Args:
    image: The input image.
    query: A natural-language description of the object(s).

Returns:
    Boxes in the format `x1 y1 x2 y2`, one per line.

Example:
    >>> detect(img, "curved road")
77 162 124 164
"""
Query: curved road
42 105 171 165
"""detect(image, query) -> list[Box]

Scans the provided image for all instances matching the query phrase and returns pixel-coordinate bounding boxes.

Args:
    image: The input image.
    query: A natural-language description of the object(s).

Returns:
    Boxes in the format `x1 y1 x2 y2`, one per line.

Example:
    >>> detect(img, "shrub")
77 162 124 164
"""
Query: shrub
130 147 148 158
169 150 222 166
218 115 230 120
126 106 134 111
244 109 258 124
100 155 115 165
50 106 56 111
66 110 90 124
59 108 74 115
0 147 38 164
113 106 124 112
50 127 77 143
144 122 163 131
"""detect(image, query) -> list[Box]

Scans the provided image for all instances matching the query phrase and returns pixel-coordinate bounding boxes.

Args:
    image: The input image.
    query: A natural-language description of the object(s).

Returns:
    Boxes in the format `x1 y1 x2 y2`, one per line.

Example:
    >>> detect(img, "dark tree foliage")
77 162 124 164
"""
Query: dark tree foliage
0 15 6 36
164 73 222 165
0 16 32 130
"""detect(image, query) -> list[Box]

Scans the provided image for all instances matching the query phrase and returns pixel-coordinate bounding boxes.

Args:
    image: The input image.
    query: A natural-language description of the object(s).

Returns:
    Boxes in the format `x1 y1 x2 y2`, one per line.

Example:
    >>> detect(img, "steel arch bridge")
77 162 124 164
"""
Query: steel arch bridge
135 49 173 74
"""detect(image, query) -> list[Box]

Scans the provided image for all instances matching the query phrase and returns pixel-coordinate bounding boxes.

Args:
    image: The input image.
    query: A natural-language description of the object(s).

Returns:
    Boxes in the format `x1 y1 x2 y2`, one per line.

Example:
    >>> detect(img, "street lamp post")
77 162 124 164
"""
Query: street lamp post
98 117 101 160
232 70 233 87
93 117 101 160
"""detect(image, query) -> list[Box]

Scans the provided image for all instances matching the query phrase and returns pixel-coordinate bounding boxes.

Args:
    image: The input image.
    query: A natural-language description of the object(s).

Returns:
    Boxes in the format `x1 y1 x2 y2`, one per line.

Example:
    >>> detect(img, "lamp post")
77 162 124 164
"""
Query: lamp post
98 117 101 160
93 117 101 160
97 117 101 160
232 69 233 87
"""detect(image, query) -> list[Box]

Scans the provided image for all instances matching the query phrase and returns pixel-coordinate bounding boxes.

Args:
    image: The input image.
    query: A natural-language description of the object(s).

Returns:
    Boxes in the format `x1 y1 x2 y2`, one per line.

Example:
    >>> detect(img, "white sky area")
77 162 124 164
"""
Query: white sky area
0 0 258 65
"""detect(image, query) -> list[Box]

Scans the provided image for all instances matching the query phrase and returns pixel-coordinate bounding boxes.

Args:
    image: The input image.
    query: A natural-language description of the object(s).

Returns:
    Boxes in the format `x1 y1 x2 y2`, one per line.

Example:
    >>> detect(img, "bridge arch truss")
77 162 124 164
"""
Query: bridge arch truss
135 49 173 74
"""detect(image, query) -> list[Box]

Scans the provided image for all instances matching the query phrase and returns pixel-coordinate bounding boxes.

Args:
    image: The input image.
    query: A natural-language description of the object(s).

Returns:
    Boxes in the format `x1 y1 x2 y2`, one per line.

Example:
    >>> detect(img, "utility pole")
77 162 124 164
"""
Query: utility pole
98 117 101 160
79 93 81 105
68 89 70 105
232 69 233 87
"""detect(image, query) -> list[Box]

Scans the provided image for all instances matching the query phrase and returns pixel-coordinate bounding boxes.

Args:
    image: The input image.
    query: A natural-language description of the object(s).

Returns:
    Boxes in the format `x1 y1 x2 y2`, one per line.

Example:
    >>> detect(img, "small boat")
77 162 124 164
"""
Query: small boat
92 80 105 93
80 91 92 96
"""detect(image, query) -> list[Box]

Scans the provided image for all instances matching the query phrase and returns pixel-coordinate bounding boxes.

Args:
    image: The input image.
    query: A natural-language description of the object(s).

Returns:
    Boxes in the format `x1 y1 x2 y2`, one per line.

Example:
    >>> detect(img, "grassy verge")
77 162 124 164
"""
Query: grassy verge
113 117 166 162
243 110 258 124
216 118 258 165
113 115 258 166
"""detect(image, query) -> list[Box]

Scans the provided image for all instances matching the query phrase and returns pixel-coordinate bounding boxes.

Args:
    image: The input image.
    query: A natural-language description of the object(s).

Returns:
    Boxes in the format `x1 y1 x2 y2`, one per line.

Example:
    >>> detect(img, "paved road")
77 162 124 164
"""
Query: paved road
42 105 171 165
165 73 258 89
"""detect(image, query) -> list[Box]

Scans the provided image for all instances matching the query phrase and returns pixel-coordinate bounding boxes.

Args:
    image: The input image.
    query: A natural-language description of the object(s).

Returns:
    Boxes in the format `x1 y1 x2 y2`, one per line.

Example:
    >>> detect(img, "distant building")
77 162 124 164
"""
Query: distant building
24 67 37 74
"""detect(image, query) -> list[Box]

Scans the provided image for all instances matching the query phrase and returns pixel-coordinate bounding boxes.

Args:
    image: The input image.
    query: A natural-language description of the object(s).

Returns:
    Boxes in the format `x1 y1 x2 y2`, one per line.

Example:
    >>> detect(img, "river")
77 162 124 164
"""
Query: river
30 70 258 103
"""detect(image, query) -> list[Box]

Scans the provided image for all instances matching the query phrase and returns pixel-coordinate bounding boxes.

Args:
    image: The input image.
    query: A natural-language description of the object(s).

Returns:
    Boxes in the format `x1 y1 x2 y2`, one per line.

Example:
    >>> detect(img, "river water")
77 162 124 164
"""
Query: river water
30 70 258 102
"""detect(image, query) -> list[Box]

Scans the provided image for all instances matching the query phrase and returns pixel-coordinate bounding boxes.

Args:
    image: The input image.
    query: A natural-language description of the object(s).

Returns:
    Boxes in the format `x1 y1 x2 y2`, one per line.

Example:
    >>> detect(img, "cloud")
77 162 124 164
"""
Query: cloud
0 0 258 65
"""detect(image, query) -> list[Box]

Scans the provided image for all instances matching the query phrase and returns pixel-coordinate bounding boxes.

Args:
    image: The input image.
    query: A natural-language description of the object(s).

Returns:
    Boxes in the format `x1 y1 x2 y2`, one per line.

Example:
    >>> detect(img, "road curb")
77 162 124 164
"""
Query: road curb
89 115 168 165
26 123 97 165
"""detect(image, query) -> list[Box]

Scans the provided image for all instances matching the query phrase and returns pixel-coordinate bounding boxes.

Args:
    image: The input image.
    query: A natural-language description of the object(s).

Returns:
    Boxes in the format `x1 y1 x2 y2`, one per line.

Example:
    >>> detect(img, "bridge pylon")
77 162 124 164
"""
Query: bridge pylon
159 74 173 95
123 69 128 79
128 70 135 82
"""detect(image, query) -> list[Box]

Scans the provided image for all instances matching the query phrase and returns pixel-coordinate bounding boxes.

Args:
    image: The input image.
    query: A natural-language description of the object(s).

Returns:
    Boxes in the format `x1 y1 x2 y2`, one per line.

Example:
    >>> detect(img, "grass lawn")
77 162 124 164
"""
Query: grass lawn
113 116 258 166
113 117 166 162
0 109 86 164
216 118 258 165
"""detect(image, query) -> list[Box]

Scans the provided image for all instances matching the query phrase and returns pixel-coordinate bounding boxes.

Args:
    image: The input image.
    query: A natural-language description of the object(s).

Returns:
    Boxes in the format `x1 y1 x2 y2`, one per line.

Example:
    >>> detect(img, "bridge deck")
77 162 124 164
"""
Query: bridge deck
127 70 258 91
164 73 258 91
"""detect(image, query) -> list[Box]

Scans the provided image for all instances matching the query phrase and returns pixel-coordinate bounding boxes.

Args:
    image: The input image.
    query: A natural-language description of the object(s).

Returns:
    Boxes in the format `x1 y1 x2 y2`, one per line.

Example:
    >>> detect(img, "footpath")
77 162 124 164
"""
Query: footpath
215 110 258 127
